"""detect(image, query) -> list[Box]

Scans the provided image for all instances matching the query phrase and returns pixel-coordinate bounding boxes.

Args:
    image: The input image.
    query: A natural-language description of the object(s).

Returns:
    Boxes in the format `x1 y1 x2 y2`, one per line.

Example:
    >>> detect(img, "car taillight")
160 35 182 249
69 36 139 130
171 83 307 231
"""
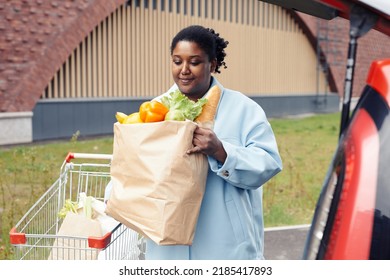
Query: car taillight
324 109 378 259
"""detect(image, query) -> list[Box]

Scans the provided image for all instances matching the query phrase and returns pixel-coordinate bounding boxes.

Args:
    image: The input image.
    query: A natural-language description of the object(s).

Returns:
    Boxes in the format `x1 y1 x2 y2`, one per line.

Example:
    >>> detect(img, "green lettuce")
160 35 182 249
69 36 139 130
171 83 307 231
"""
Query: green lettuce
161 90 207 121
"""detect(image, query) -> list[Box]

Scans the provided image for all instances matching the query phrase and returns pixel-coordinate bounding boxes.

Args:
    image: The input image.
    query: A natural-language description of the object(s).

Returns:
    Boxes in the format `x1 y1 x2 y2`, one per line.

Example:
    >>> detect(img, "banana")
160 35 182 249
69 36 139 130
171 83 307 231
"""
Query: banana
115 112 128 124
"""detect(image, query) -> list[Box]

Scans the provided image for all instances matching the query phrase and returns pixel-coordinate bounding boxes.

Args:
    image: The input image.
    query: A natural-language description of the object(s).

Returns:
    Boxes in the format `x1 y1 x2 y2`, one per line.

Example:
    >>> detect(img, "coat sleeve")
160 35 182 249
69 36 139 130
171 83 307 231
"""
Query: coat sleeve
208 92 282 190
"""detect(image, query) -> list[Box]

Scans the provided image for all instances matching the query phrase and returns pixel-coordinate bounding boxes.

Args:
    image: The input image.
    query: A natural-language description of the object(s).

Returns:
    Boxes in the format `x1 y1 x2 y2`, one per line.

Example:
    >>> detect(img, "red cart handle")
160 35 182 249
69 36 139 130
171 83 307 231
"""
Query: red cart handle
65 152 112 163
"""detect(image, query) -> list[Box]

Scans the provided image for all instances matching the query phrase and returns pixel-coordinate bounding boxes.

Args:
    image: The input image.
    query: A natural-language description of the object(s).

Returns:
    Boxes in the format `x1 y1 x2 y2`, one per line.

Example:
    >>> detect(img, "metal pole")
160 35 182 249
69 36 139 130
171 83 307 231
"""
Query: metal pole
339 35 357 138
338 5 378 139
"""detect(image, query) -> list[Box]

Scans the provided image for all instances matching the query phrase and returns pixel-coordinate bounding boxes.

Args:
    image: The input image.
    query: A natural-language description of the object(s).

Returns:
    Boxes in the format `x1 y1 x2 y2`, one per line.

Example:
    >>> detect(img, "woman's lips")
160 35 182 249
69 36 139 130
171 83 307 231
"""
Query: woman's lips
179 78 193 85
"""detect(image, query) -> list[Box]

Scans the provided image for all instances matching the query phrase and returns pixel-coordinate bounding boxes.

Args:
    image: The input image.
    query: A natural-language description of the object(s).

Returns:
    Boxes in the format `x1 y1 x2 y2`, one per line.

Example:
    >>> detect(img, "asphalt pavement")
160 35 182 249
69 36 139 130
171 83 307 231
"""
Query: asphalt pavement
264 224 311 260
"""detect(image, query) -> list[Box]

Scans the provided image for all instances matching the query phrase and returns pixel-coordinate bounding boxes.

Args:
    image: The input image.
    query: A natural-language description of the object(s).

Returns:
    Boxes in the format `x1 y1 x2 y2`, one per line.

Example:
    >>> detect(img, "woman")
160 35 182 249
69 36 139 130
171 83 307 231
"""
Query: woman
146 25 282 260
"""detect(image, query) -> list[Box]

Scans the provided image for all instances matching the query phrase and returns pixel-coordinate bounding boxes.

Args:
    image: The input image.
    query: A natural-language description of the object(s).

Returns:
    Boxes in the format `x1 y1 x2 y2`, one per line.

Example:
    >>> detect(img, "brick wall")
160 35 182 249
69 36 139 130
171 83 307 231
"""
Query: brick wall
0 1 389 113
0 0 125 112
297 12 390 98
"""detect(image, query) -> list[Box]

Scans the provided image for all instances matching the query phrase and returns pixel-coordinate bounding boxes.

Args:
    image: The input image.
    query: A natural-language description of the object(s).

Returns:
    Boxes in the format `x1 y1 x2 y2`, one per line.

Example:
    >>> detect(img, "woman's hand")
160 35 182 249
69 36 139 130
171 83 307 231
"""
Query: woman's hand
187 126 227 163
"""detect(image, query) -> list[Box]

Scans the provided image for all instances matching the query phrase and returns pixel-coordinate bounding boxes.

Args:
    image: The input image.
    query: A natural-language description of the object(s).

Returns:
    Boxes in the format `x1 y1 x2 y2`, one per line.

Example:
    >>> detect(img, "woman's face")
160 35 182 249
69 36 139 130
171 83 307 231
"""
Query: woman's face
171 41 217 101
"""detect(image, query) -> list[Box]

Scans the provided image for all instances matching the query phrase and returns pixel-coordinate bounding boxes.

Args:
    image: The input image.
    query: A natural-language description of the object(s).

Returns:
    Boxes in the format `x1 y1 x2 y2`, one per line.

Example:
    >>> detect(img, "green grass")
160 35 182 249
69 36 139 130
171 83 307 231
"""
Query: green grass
264 113 340 226
0 113 340 259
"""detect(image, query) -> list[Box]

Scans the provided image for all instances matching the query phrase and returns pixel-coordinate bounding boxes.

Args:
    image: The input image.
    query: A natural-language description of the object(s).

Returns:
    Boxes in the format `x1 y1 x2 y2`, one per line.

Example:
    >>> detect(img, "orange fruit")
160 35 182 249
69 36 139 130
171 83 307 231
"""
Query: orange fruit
139 101 169 122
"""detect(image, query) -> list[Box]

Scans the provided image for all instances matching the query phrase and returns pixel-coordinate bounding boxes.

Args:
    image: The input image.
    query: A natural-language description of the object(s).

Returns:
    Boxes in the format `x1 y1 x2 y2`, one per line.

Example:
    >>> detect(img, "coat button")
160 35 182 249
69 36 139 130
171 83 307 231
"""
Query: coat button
222 170 229 177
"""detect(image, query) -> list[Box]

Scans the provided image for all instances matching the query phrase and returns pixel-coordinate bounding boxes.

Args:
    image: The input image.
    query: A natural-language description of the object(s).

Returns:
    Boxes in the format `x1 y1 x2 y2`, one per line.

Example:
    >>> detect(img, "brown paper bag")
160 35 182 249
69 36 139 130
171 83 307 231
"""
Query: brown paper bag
48 212 102 260
48 195 119 260
105 120 208 245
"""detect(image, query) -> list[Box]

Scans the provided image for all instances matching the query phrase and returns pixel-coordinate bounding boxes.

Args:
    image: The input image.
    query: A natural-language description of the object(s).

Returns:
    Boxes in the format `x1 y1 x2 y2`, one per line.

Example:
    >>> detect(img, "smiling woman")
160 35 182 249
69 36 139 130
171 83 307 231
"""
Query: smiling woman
169 26 223 101
144 25 283 260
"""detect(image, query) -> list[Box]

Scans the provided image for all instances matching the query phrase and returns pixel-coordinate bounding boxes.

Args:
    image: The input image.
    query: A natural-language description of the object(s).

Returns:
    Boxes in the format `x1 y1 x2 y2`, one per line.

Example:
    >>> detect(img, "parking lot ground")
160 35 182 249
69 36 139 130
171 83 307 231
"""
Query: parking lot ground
264 224 311 260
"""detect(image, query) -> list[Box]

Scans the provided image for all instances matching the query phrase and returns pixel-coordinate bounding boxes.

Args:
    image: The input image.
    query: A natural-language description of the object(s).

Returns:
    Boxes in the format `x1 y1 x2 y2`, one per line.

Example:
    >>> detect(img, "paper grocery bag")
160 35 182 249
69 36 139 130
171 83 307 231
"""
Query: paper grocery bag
48 212 102 260
48 196 119 260
105 120 208 245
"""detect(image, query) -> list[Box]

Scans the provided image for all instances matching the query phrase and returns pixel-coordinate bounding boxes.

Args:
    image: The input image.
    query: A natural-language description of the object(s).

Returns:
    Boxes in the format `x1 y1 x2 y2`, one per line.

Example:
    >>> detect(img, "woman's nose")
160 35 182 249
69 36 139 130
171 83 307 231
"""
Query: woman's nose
181 63 190 75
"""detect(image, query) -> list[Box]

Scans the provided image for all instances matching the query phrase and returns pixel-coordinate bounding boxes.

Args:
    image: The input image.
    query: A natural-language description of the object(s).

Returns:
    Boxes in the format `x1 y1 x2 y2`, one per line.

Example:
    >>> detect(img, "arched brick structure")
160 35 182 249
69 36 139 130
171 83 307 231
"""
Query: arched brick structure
289 11 339 94
0 0 125 112
293 11 390 98
0 0 388 114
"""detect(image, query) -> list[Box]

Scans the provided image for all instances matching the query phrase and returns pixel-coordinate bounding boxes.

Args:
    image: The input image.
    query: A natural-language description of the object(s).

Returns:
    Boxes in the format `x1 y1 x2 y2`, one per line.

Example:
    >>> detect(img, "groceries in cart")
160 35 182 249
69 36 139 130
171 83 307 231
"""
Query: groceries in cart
9 153 146 260
59 193 120 234
49 193 119 260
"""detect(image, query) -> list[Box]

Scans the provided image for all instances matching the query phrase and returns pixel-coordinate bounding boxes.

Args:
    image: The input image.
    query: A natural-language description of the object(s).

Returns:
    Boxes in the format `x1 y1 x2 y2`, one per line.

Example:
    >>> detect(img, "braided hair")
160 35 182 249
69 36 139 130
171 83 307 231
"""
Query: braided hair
170 25 229 74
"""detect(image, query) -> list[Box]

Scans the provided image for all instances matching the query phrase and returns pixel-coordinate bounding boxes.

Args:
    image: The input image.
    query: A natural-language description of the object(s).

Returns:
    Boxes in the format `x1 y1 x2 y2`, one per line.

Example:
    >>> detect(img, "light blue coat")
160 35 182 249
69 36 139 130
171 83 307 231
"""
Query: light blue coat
146 77 282 259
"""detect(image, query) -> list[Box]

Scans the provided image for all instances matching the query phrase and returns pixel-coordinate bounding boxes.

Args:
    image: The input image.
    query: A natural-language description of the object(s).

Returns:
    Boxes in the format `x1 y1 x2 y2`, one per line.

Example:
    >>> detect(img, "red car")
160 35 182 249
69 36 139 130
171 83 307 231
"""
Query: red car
262 0 390 259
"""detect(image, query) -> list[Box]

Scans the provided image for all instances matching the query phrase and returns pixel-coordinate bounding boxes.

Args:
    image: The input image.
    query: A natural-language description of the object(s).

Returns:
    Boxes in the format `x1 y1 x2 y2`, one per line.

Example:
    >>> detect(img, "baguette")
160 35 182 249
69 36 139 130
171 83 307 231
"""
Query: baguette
195 85 221 124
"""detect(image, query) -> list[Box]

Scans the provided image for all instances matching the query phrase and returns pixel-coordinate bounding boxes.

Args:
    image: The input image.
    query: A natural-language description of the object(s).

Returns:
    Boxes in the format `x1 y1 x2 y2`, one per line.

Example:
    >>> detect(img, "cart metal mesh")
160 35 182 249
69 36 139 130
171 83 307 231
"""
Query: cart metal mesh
9 153 145 260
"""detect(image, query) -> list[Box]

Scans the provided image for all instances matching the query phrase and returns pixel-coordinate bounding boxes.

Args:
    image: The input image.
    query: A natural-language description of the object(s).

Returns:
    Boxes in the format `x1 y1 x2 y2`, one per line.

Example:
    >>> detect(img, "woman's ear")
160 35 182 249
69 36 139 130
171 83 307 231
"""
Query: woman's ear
210 59 217 73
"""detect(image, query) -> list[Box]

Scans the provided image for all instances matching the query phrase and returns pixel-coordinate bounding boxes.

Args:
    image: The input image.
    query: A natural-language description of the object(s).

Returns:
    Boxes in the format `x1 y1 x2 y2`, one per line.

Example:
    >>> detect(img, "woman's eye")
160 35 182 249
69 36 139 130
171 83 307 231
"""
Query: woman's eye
173 60 181 65
190 61 200 66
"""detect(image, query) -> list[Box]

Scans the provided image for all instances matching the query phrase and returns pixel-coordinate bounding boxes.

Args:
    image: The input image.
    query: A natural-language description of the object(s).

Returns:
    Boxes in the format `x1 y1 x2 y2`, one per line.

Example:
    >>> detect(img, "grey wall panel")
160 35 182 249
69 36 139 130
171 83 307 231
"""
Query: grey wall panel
252 95 340 118
32 95 340 141
33 98 147 141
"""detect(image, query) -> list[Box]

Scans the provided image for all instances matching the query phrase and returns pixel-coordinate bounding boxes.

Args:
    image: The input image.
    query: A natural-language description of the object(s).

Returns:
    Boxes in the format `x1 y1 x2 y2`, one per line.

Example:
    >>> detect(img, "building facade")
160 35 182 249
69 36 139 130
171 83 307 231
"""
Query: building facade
0 0 388 145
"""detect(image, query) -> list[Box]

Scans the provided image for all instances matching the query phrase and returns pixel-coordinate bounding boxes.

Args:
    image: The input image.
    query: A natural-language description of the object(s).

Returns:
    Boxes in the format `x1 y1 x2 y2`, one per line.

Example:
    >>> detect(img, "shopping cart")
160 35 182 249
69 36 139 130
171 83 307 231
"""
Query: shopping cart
9 152 146 260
